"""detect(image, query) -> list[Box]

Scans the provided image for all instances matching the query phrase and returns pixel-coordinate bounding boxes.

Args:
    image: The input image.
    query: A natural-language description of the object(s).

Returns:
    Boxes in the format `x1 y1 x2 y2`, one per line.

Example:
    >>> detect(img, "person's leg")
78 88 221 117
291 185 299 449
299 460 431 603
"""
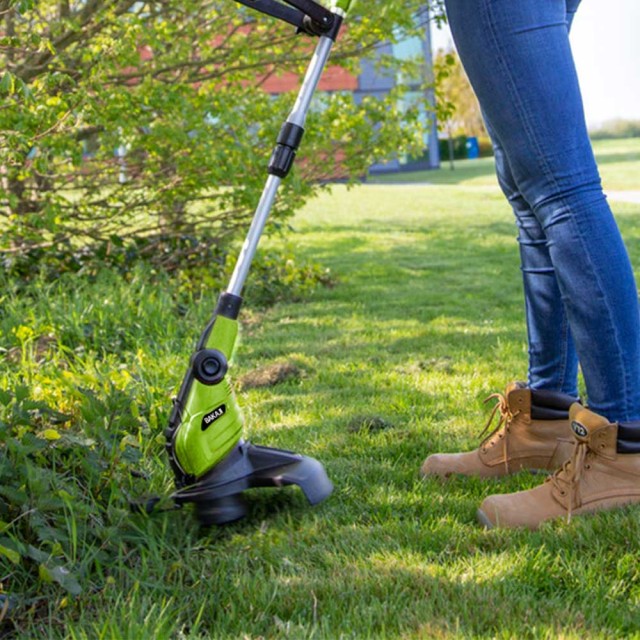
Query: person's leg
442 0 640 527
490 129 579 396
422 2 580 479
444 0 640 423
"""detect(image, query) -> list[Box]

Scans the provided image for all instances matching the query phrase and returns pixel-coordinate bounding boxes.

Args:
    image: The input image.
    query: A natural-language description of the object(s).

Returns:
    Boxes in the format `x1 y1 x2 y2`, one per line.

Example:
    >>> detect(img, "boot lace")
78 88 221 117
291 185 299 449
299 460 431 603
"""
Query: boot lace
479 392 521 473
549 439 589 522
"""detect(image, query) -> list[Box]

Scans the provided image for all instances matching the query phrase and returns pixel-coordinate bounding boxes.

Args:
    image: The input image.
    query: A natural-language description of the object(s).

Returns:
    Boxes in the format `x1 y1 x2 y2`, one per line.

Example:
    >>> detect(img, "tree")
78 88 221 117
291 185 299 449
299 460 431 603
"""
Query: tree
0 0 446 274
434 47 487 138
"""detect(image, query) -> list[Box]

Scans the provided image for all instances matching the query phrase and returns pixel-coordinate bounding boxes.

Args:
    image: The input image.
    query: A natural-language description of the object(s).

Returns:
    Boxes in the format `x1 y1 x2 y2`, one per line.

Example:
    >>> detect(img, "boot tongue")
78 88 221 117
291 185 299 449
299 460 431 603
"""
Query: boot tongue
504 381 530 415
569 403 615 447
505 381 526 394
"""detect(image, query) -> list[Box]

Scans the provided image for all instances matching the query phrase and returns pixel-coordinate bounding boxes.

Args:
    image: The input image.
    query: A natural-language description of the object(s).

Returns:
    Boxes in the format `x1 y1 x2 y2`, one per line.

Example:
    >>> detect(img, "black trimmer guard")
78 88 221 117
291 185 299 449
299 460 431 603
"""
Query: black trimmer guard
171 441 334 525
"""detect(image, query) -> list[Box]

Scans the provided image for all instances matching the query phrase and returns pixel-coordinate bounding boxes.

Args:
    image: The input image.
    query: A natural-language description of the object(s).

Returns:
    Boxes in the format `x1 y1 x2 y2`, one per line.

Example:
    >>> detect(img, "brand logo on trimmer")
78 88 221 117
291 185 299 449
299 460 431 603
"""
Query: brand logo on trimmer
201 404 226 431
571 420 588 438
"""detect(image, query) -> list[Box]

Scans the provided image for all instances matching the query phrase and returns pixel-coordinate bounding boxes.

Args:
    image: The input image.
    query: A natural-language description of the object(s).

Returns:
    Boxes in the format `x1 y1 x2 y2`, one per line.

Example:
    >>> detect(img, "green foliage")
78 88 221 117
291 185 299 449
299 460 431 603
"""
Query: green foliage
434 47 487 138
438 134 468 161
2 233 228 282
437 135 494 163
0 377 149 622
0 0 446 276
240 248 335 307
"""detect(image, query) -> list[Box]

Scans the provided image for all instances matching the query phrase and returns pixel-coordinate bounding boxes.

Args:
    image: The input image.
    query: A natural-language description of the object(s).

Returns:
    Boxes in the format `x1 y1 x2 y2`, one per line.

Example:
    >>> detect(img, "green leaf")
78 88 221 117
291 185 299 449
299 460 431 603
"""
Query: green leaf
0 72 15 96
0 486 28 505
26 545 49 564
0 389 13 406
39 564 83 595
38 563 53 583
14 386 30 403
0 543 21 565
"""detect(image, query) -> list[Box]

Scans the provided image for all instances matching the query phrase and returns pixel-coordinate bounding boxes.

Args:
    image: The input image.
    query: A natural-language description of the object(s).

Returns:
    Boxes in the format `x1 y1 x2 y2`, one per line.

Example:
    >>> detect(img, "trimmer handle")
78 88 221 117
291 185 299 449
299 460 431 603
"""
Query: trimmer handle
233 0 355 36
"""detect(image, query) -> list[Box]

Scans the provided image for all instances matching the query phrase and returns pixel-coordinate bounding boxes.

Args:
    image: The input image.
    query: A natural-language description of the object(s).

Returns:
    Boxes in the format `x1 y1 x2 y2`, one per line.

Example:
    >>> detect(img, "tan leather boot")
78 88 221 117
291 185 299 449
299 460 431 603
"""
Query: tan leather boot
421 382 575 478
477 404 640 529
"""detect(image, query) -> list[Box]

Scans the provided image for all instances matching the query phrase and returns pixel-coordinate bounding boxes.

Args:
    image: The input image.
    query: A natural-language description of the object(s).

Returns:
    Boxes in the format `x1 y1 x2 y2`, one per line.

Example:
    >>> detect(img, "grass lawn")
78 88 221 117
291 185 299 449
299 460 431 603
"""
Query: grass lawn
1 139 640 638
368 137 640 192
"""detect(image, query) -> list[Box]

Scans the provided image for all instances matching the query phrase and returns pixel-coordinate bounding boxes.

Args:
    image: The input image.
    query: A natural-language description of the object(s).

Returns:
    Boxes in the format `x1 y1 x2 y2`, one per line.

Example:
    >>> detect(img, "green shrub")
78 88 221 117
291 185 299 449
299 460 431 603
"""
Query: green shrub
0 382 146 613
0 248 331 632
0 0 444 276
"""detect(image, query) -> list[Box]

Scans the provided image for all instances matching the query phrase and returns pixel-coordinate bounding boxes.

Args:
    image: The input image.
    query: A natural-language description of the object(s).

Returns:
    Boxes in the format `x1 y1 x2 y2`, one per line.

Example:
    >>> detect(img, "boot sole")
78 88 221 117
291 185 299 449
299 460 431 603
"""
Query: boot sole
476 508 495 529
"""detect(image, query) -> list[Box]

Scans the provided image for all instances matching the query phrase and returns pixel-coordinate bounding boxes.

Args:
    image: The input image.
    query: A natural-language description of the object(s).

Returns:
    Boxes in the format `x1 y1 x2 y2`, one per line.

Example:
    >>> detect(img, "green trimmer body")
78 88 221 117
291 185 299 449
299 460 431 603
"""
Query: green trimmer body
163 0 353 525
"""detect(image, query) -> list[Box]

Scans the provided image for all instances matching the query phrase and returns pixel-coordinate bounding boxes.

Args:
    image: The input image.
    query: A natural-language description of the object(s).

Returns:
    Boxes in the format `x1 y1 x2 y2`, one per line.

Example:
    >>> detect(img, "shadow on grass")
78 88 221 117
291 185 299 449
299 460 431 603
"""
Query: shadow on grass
154 196 640 637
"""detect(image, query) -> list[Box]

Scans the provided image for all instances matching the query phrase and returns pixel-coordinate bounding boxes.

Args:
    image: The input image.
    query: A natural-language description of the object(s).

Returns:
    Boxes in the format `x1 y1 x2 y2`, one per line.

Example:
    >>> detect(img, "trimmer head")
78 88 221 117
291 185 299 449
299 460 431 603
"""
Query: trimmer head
171 441 333 526
159 290 334 526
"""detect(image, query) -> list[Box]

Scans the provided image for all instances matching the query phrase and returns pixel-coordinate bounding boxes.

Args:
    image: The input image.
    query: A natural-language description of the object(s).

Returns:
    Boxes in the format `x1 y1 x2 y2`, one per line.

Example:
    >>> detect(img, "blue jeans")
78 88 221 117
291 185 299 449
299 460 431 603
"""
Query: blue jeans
444 0 640 422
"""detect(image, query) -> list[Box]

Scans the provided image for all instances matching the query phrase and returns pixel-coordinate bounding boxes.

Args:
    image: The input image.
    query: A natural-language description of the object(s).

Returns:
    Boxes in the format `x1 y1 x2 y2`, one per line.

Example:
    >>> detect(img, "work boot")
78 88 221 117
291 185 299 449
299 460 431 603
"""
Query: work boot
477 404 640 529
421 382 576 478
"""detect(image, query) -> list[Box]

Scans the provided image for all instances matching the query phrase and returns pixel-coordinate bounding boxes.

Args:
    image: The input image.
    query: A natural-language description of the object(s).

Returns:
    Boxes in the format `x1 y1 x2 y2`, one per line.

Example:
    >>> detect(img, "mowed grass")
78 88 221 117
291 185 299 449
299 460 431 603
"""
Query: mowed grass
368 137 640 192
2 139 640 638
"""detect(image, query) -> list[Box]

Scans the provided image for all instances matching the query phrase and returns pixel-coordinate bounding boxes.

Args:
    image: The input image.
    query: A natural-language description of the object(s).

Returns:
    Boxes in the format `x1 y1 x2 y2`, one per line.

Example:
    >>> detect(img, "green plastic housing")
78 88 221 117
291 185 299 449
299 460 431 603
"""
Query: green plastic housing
174 315 243 478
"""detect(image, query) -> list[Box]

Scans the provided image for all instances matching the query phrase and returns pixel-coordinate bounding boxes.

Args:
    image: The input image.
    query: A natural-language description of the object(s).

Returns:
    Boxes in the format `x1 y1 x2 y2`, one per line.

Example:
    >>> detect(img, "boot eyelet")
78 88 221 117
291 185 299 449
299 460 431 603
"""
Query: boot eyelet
585 464 591 469
599 444 606 449
560 490 566 496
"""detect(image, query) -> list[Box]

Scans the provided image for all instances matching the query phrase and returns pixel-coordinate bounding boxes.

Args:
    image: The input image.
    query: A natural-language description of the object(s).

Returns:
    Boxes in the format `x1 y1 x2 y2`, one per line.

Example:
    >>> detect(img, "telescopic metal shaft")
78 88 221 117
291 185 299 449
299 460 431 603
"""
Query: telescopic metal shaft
226 35 335 298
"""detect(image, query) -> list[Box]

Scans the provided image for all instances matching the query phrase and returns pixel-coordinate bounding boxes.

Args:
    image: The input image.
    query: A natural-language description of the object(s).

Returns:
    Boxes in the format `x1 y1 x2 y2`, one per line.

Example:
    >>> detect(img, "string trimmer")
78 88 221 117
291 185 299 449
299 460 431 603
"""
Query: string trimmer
159 0 354 526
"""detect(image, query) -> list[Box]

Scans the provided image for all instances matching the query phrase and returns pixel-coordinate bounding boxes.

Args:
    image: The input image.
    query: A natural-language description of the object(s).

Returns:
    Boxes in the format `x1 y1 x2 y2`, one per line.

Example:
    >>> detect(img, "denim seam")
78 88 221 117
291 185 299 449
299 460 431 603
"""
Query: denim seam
523 295 534 389
563 212 631 419
511 21 566 36
539 199 631 417
557 301 569 394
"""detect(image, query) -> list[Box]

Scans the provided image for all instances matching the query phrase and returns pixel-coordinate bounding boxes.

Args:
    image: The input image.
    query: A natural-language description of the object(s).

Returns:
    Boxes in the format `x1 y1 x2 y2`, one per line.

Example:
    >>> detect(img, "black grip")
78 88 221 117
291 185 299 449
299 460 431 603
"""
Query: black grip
277 122 305 149
269 122 305 178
